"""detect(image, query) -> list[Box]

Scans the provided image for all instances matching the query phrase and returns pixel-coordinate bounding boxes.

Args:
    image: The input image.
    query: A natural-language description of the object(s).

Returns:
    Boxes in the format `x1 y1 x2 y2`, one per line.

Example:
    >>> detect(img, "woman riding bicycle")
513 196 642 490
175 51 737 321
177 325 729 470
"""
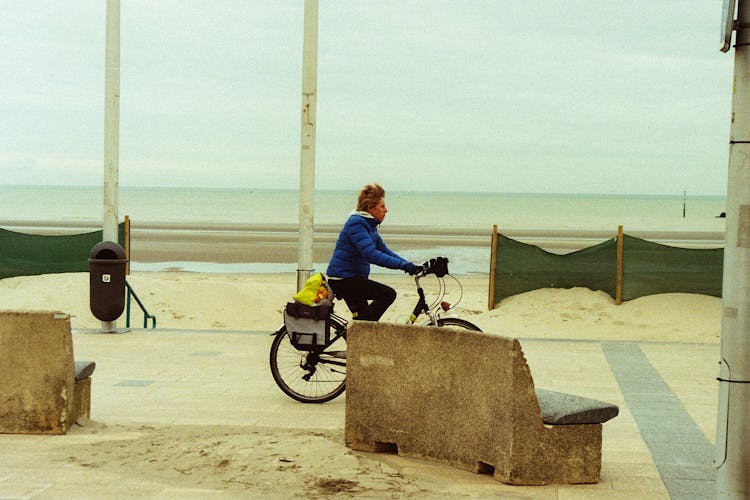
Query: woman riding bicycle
271 185 480 403
326 183 421 321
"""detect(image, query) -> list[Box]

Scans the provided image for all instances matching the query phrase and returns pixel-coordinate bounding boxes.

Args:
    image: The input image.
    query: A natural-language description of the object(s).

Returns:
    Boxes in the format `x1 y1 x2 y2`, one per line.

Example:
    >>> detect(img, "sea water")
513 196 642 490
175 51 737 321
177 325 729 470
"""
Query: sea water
0 185 727 226
0 185 727 274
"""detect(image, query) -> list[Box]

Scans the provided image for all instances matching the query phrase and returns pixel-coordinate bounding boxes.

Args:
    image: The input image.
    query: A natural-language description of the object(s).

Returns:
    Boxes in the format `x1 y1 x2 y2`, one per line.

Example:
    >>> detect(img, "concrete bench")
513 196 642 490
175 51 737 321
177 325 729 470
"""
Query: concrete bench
345 322 618 485
0 310 95 434
536 388 618 425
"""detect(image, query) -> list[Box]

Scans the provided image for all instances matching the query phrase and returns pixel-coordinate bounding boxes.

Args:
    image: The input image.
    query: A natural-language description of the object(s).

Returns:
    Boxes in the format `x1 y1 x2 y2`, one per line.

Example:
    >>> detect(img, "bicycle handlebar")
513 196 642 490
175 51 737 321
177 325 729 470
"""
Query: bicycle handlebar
416 256 449 278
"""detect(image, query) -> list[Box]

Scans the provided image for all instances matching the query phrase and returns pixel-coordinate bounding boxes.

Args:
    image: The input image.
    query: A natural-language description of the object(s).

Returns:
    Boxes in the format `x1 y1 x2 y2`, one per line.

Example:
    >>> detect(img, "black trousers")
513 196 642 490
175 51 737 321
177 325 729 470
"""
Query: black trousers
328 277 397 321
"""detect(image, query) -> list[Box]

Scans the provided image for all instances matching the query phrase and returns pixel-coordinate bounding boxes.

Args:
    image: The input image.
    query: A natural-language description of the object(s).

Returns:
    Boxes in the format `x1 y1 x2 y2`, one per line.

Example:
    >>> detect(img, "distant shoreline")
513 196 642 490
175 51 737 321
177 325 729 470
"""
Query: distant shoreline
1 219 726 269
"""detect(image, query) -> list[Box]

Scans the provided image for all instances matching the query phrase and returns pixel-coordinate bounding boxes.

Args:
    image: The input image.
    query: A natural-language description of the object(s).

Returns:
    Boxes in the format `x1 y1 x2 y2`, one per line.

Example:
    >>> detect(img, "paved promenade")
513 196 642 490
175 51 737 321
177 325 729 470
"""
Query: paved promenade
0 329 719 499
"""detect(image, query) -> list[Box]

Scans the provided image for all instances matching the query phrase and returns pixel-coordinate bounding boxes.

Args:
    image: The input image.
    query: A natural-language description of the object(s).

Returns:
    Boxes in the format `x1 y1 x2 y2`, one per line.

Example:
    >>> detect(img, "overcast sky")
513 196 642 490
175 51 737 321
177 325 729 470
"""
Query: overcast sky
0 1 735 194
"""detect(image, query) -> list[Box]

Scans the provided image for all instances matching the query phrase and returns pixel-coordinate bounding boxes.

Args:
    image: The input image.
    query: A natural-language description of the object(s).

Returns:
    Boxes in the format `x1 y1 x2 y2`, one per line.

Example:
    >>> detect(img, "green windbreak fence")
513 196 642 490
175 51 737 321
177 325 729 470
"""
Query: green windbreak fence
620 234 723 301
489 230 723 308
0 224 125 280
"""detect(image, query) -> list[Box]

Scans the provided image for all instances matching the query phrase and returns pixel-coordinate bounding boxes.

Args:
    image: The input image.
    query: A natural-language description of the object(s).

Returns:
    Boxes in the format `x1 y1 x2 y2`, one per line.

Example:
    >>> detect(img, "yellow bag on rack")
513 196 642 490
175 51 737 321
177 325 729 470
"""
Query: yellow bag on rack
293 272 333 306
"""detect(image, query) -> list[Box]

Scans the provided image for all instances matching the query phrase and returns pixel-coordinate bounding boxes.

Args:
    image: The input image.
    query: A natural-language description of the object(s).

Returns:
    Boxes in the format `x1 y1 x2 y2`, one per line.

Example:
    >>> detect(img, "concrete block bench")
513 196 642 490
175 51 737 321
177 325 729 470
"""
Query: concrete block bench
345 322 618 485
0 310 96 434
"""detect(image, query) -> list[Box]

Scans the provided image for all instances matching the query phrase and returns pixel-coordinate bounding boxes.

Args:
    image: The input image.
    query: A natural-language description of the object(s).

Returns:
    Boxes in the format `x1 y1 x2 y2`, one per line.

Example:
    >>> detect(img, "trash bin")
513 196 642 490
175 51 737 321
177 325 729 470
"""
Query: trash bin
89 241 127 322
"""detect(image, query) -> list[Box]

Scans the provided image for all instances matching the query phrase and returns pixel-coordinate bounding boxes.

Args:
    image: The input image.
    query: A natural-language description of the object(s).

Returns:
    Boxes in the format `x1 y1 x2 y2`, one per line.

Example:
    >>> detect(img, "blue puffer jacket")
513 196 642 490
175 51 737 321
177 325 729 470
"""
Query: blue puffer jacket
326 212 415 278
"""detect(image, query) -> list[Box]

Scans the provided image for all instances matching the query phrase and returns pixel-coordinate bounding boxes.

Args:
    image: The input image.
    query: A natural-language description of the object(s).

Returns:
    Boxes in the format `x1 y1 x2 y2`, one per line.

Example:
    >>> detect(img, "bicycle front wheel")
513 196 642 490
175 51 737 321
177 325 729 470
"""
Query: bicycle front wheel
435 317 483 332
269 326 347 404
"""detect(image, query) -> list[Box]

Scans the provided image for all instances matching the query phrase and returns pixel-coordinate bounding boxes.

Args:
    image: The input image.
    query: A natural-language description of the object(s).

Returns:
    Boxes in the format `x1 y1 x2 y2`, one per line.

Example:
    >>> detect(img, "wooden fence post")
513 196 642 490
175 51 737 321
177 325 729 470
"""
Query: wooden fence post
616 225 623 305
124 215 131 276
488 225 498 310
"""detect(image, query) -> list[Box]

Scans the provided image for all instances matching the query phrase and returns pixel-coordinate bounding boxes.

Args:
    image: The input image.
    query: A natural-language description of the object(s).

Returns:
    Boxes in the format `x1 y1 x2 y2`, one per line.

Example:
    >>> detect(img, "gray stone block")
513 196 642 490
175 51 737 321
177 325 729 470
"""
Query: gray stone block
345 321 616 485
0 310 94 434
535 389 619 425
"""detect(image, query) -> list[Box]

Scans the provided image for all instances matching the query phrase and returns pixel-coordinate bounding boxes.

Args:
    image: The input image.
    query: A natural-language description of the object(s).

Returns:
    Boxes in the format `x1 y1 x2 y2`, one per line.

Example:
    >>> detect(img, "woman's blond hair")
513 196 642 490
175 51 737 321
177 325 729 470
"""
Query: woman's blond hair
356 183 385 212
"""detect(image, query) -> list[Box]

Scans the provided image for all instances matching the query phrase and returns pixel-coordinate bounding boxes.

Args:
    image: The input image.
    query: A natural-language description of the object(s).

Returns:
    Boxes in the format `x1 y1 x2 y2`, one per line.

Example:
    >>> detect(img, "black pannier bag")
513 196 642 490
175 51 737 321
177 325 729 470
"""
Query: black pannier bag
283 301 332 350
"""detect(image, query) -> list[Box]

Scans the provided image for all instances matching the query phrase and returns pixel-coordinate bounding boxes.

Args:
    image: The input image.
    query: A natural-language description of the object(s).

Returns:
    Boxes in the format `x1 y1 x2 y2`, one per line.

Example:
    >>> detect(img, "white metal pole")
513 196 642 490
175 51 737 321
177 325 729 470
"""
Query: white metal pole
297 0 318 291
103 0 120 243
716 1 750 497
102 0 120 242
102 0 120 332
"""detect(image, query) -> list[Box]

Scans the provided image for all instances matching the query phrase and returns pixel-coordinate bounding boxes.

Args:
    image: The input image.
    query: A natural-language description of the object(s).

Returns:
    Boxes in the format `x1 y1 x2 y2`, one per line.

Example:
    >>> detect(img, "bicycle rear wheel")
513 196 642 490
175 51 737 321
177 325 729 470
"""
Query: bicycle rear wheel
436 317 483 332
269 326 347 403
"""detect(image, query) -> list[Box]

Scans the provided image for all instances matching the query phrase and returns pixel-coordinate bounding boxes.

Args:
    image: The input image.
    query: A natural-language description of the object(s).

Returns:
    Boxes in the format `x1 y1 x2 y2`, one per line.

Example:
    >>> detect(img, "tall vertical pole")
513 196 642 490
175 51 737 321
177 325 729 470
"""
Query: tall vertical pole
103 0 120 243
102 0 120 332
716 1 750 497
297 0 318 291
616 225 624 305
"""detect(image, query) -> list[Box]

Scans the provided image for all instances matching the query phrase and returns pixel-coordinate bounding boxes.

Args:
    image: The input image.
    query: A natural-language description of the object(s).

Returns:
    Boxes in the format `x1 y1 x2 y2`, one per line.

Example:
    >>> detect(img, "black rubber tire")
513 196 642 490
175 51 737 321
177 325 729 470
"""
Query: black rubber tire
436 317 483 332
269 326 347 404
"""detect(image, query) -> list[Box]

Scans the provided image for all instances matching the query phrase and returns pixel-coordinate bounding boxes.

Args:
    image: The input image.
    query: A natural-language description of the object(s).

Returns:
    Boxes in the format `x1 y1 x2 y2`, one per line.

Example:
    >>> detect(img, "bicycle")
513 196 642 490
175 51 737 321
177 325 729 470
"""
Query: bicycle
269 257 482 403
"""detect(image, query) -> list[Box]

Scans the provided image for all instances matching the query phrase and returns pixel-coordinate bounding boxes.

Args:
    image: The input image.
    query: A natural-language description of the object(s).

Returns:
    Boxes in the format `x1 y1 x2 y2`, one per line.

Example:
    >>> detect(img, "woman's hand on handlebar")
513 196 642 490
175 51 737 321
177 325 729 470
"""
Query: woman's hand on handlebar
407 263 425 276
406 257 450 277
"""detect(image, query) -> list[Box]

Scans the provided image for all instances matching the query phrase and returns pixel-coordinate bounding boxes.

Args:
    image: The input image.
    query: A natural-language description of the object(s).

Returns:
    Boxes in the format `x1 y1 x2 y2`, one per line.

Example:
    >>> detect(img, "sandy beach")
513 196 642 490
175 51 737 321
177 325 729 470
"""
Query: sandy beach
0 211 727 497
0 268 723 497
0 271 722 344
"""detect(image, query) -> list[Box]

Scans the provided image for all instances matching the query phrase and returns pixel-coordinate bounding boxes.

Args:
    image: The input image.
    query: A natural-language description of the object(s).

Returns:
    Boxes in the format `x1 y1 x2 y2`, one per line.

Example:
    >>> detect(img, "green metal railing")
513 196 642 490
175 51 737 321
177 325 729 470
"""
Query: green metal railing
125 280 156 329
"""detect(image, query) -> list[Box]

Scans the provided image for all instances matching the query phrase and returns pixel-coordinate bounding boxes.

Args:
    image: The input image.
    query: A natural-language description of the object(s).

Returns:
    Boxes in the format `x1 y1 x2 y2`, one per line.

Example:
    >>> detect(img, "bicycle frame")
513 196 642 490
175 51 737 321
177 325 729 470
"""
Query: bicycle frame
272 271 451 338
269 256 480 403
407 275 439 325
